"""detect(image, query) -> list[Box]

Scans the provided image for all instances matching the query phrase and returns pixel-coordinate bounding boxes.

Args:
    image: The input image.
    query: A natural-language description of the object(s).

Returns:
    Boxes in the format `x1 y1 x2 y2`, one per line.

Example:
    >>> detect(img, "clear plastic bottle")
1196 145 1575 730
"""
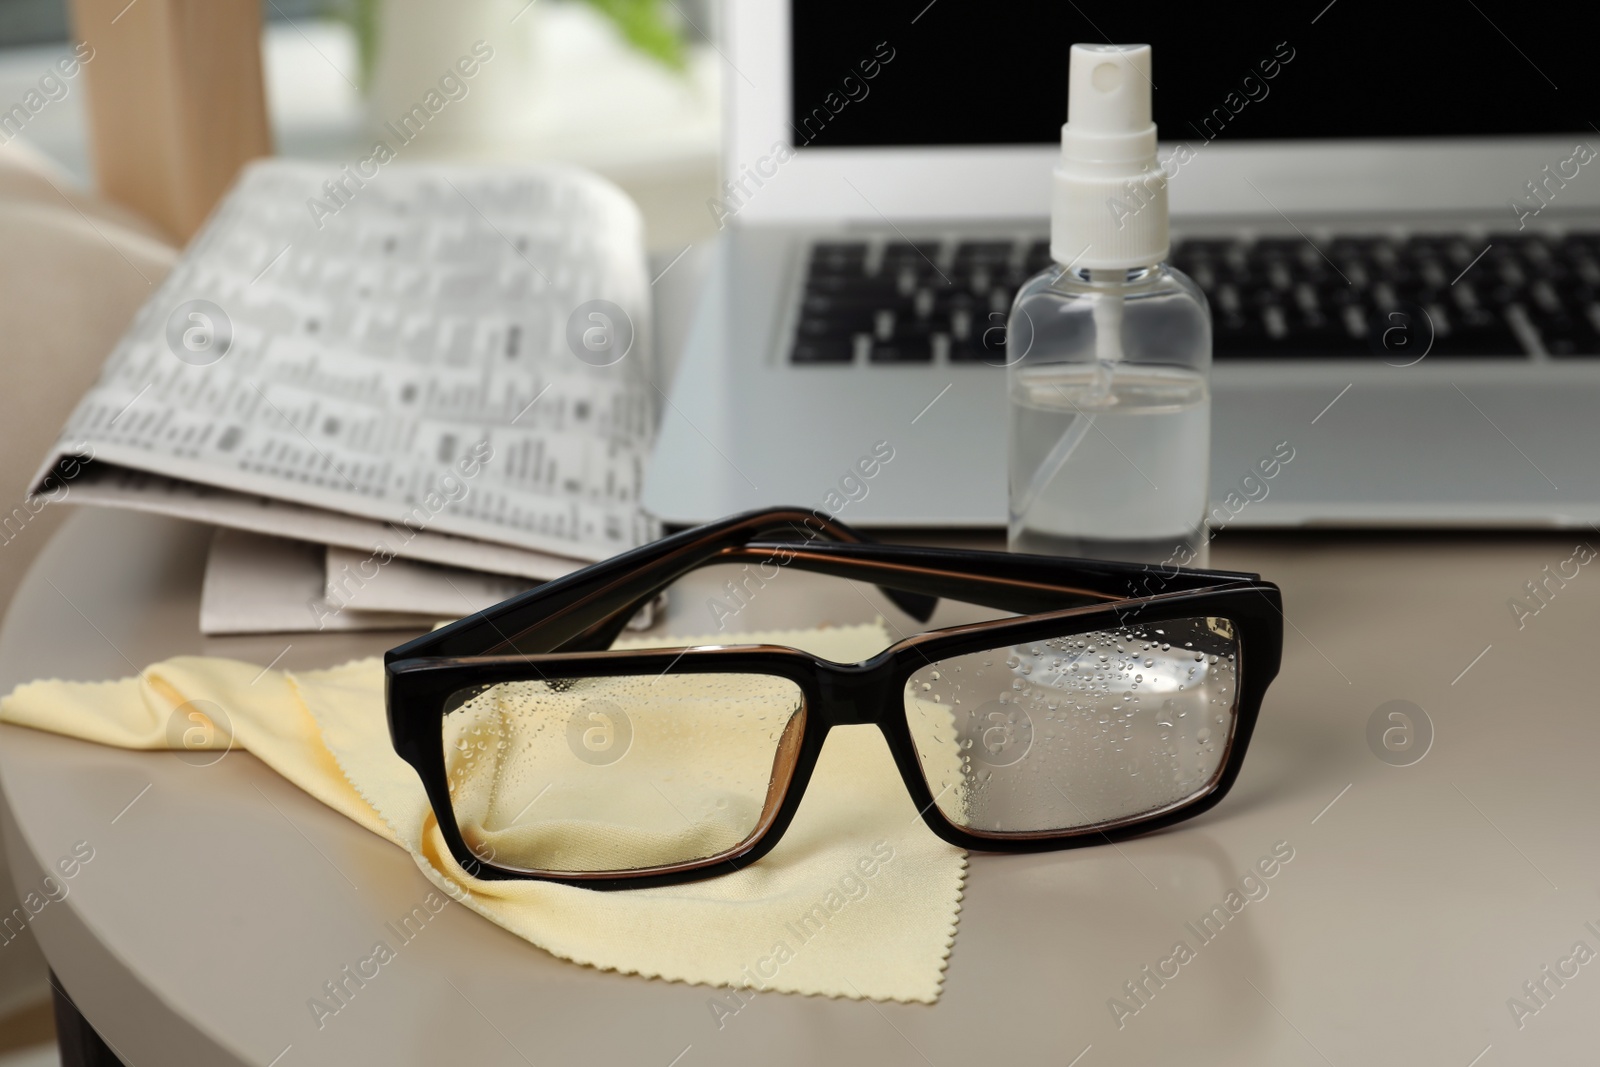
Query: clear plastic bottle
1007 43 1211 567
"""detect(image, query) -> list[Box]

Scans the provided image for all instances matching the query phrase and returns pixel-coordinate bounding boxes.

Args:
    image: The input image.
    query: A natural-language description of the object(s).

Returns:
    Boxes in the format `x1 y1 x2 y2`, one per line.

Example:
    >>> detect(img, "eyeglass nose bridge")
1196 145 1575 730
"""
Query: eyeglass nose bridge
811 655 899 728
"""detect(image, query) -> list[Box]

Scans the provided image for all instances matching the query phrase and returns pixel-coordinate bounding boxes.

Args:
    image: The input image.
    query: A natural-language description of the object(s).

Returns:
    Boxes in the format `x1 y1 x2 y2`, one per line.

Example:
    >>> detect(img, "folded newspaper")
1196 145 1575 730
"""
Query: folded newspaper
33 160 660 618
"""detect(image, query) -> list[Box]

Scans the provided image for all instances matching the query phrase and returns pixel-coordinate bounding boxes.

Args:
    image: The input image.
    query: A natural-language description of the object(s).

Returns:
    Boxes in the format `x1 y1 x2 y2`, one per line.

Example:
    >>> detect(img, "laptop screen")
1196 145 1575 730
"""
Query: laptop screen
790 3 1597 147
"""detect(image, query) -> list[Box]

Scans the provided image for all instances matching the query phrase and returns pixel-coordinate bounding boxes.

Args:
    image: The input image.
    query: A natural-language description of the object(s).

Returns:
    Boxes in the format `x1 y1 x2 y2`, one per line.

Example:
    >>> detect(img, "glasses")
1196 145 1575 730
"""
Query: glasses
385 507 1282 890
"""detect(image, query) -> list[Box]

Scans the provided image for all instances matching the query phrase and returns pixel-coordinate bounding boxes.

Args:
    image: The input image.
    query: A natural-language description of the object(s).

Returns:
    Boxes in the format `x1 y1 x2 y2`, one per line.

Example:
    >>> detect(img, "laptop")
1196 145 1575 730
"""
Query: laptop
643 1 1600 530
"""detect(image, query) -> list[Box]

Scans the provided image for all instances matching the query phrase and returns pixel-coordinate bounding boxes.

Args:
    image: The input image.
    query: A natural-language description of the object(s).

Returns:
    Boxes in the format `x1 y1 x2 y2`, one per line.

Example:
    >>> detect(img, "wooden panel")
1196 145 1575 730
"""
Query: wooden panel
67 0 272 242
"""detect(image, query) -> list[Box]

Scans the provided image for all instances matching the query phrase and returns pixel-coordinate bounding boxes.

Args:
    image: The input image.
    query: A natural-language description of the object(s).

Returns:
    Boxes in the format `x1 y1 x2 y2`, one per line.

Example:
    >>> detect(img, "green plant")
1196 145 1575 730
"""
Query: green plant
328 0 381 90
582 0 687 72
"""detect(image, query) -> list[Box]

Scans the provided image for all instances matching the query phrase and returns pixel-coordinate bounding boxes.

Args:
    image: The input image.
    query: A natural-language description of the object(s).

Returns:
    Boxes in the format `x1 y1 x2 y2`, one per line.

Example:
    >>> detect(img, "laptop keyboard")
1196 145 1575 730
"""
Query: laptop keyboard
790 232 1600 363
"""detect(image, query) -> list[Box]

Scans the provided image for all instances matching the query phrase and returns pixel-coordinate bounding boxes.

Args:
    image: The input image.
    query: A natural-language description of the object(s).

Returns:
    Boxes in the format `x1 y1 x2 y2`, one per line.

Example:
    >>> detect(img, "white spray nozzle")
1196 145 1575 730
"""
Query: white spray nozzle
1067 43 1152 138
1051 43 1169 270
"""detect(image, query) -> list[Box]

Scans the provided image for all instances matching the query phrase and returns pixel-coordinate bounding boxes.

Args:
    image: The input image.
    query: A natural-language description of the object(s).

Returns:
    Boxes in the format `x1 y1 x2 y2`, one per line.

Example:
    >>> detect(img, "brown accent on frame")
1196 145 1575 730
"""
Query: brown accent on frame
720 545 1125 604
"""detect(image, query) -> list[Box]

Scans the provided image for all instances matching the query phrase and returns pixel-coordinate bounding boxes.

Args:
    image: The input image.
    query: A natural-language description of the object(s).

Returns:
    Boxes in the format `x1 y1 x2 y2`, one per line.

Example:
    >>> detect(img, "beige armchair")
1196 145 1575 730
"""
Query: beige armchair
1 0 269 1030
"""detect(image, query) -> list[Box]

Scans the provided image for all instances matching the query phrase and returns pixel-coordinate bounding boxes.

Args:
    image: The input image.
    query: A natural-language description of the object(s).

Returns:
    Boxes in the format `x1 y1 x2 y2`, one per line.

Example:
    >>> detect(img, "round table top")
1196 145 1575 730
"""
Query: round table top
4 508 1598 1066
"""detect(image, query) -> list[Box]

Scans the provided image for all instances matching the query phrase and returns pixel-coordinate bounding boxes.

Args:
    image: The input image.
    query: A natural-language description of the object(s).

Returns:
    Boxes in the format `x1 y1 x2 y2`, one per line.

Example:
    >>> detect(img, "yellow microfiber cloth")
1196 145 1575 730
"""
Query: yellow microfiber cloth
0 623 967 1003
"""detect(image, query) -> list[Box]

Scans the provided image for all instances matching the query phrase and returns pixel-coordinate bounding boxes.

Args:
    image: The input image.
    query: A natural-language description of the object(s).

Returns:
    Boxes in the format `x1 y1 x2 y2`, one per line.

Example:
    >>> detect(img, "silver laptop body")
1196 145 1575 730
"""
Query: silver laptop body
645 3 1600 530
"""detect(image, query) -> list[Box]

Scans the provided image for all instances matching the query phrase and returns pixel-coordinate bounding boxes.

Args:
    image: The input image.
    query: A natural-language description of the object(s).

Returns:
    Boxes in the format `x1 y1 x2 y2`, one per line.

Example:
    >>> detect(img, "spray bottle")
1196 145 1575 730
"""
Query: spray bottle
1007 43 1211 566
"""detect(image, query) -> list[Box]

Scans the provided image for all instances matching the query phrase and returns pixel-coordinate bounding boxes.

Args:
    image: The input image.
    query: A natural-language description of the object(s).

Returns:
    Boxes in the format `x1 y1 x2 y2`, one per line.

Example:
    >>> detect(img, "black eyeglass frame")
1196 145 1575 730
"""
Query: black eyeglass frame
386 507 1284 891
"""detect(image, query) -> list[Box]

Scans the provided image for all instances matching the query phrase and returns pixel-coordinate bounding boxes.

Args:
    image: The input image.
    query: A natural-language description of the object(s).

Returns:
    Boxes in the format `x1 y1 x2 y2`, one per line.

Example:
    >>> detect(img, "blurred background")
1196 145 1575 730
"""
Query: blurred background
0 0 721 246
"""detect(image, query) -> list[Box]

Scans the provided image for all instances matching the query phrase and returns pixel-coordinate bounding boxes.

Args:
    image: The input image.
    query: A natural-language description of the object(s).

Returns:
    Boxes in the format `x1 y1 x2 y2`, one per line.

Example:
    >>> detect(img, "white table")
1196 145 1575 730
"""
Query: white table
5 504 1599 1064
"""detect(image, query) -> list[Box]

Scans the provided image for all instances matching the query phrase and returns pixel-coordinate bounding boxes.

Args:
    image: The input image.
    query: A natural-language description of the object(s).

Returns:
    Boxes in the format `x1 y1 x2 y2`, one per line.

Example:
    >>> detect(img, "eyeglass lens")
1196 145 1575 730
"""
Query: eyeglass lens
902 616 1241 835
441 672 806 875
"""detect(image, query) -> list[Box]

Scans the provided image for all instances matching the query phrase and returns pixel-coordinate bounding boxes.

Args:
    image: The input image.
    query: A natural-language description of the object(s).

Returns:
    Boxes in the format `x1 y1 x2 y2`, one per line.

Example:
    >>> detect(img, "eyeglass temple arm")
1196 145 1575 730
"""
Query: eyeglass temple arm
561 516 1247 657
555 518 938 652
727 541 1252 613
535 538 1247 656
396 507 1258 661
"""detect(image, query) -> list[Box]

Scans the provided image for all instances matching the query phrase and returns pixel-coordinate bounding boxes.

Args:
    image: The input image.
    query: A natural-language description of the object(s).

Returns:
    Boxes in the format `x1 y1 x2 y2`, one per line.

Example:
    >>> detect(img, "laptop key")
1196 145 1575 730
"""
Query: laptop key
796 314 847 338
1292 312 1368 355
1430 308 1525 356
949 262 997 292
804 274 898 300
893 263 948 294
792 338 856 364
809 247 867 275
1212 316 1284 357
1555 277 1600 305
873 309 897 342
1412 258 1450 290
869 340 934 363
935 287 981 312
1215 262 1260 290
954 241 1014 264
1531 304 1600 356
882 241 943 267
1558 232 1600 261
800 290 882 318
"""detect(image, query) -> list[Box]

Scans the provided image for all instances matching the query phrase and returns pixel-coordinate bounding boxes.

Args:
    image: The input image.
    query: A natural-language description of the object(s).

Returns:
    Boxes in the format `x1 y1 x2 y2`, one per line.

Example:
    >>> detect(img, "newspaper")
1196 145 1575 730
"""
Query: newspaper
34 160 659 577
199 529 437 635
323 545 535 620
